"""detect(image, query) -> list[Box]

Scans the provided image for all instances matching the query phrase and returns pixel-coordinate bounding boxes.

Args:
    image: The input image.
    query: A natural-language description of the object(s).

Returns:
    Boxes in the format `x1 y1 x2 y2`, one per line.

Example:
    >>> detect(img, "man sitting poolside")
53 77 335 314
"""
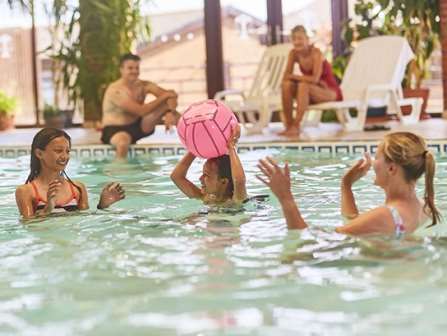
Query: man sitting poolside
101 53 178 159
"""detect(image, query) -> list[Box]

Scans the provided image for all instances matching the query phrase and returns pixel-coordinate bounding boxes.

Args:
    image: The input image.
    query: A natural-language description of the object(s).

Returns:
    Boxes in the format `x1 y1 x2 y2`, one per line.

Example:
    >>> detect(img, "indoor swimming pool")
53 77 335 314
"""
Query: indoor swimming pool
0 150 446 335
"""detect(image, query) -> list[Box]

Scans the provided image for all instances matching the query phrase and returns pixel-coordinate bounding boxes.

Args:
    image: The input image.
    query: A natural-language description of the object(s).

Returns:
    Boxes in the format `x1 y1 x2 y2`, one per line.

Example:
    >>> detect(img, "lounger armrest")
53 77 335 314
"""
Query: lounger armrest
214 89 246 101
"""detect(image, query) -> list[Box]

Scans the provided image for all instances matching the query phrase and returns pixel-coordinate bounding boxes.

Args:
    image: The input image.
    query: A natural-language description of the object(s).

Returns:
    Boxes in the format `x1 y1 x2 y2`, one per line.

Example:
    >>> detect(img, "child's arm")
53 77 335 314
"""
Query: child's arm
72 181 89 210
170 152 203 199
228 125 247 203
15 185 36 219
257 157 307 230
15 179 61 218
96 182 125 209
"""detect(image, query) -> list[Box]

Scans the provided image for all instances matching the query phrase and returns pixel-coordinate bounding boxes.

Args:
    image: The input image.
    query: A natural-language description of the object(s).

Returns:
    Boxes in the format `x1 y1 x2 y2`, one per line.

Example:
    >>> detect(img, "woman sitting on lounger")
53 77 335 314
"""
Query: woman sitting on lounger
280 25 342 137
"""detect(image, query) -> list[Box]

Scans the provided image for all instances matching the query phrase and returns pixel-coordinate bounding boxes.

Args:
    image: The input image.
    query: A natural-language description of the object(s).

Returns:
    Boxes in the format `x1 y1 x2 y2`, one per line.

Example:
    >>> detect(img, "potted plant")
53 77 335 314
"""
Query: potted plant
0 90 17 131
335 0 440 119
61 109 74 128
385 0 439 118
43 104 65 129
48 0 150 125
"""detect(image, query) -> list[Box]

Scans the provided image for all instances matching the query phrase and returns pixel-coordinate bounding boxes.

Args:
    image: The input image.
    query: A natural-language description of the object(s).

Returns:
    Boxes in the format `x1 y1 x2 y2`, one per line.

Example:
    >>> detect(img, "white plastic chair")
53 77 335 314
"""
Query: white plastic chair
307 35 422 131
214 43 291 134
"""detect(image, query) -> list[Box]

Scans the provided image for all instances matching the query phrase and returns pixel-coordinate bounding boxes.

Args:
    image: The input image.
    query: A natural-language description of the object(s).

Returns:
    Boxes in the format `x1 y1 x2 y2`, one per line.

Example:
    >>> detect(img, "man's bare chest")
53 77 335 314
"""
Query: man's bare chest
128 85 146 102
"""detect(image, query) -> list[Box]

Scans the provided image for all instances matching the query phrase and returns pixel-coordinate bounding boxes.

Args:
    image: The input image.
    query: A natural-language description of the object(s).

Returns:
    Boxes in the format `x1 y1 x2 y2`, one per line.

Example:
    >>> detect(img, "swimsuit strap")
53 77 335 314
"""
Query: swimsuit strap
29 181 43 203
387 206 405 238
68 182 79 201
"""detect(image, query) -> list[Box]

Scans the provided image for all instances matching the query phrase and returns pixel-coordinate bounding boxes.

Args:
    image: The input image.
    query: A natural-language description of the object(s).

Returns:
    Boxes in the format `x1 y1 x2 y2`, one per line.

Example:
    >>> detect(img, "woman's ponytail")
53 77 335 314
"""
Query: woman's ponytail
424 151 441 227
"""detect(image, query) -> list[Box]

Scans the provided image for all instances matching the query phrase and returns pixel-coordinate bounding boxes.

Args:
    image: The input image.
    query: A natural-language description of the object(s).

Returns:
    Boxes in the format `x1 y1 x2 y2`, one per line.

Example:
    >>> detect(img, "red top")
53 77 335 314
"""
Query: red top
30 180 79 211
299 59 343 101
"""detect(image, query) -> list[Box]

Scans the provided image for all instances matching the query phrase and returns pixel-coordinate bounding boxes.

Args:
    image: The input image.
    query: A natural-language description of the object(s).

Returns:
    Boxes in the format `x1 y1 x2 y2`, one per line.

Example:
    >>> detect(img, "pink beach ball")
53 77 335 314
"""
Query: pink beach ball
177 99 238 159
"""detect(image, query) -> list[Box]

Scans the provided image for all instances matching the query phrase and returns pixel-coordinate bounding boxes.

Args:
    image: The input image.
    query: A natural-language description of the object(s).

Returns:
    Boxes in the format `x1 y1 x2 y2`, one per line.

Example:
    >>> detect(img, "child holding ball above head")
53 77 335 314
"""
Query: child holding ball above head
171 123 247 206
257 132 440 237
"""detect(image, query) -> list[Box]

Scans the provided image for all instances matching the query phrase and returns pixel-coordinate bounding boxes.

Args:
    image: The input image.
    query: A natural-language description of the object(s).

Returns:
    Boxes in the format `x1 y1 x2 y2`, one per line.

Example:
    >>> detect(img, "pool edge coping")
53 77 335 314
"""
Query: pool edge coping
2 139 447 158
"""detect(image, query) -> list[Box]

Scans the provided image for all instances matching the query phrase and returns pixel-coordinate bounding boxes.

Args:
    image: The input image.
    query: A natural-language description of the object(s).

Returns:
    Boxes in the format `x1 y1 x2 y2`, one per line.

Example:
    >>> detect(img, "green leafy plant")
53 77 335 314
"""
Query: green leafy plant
385 0 440 88
0 91 17 117
333 0 440 88
51 0 150 122
8 0 150 122
43 104 61 119
331 52 349 82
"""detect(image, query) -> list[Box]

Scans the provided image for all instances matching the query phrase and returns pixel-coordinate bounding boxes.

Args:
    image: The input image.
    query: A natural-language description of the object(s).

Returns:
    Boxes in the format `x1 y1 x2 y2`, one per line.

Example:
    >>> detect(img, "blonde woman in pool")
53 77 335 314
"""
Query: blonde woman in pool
257 132 441 236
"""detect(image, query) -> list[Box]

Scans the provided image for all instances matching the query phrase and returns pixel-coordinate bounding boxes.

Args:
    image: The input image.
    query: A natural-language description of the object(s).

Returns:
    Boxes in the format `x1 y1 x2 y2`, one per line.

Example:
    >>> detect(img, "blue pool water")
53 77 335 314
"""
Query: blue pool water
0 150 447 335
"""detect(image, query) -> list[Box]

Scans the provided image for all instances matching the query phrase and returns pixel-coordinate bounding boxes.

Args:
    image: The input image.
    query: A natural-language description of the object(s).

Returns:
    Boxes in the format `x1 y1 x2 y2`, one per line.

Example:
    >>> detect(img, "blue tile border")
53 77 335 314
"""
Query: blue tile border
148 148 161 155
317 146 333 153
335 145 350 154
301 146 316 152
162 147 176 155
1 140 447 158
237 146 251 153
428 144 441 153
352 145 368 154
370 145 378 154
132 148 147 157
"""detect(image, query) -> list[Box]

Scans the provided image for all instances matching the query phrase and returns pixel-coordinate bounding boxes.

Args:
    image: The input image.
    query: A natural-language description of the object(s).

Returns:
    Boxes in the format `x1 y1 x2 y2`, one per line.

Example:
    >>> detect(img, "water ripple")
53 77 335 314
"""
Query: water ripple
0 152 446 335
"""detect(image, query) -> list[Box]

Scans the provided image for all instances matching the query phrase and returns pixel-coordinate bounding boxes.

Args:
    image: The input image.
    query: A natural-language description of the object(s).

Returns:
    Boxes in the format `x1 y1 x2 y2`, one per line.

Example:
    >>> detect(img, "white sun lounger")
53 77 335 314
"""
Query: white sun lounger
214 43 291 134
307 35 422 131
215 36 421 134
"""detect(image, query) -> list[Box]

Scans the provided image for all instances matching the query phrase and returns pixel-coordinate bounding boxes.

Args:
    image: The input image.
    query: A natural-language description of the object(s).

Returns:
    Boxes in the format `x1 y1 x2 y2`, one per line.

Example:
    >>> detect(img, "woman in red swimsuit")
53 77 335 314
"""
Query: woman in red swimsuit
15 128 125 219
280 25 342 137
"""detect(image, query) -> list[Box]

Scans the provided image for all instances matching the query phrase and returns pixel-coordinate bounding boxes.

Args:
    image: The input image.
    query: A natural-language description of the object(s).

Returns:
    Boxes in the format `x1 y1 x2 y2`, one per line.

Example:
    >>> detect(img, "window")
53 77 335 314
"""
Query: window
138 1 207 112
221 1 268 95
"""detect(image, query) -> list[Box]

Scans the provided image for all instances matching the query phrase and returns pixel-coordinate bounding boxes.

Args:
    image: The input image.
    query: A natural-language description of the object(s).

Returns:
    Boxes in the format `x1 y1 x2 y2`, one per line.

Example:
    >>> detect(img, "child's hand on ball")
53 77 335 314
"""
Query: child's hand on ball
228 123 241 149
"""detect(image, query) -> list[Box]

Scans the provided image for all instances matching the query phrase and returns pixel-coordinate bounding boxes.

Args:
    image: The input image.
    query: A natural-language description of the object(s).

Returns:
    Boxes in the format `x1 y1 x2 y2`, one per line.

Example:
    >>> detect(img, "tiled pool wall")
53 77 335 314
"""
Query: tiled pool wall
1 141 447 158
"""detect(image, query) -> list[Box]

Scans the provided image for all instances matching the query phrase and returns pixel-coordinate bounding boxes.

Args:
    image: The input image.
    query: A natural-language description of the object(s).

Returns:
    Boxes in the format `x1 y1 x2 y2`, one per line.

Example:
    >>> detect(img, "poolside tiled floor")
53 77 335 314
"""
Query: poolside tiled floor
0 119 446 147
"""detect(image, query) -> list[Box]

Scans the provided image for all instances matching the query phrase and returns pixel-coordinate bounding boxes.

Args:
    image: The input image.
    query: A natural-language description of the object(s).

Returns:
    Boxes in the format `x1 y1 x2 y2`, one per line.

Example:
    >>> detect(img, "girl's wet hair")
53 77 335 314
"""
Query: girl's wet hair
26 128 82 199
208 155 234 197
383 132 441 226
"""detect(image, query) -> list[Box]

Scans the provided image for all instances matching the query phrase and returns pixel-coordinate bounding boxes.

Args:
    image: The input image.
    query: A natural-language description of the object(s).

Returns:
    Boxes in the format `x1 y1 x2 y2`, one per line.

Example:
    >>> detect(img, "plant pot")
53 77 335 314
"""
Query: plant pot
365 106 393 123
401 88 430 119
0 113 14 131
44 115 65 129
62 109 74 128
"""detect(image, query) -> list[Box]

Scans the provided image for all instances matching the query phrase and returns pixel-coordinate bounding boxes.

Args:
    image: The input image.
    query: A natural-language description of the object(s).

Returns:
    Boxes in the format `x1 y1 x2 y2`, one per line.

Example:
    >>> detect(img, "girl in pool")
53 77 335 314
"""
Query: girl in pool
257 132 440 236
280 25 342 137
171 124 247 205
16 128 125 219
